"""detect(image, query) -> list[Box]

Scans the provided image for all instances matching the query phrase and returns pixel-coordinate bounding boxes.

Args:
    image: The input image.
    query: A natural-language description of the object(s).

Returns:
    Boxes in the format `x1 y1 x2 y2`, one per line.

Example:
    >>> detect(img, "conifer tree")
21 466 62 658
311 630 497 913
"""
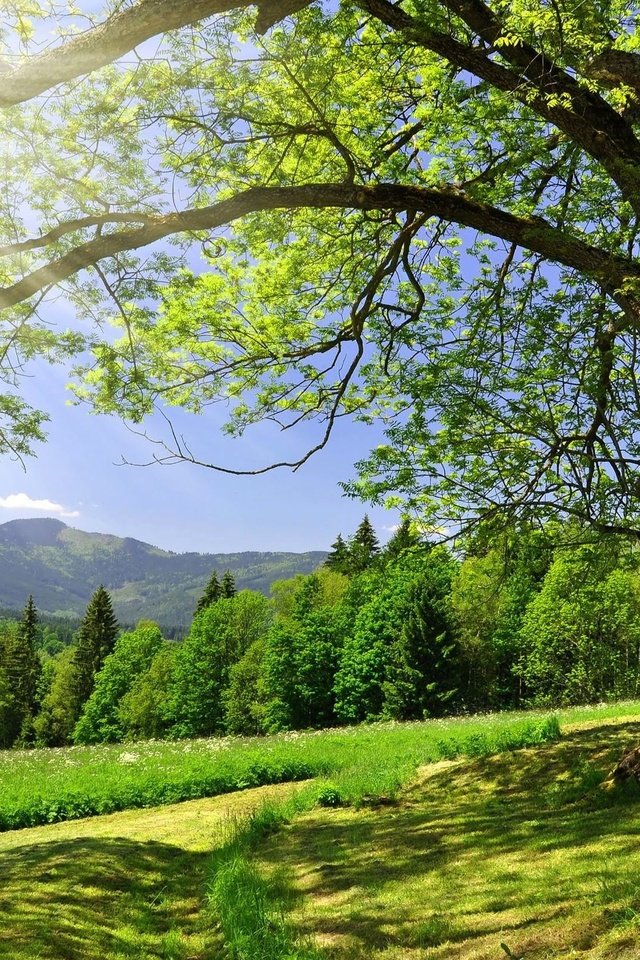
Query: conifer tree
4 595 42 742
384 518 422 562
383 560 458 720
220 570 237 598
349 515 380 573
73 586 119 709
195 570 222 616
324 534 351 575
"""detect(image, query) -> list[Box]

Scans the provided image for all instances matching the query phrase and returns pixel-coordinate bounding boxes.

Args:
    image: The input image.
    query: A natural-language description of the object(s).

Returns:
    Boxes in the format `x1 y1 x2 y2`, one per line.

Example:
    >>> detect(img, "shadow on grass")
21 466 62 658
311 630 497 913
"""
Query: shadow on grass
0 836 215 960
257 720 640 959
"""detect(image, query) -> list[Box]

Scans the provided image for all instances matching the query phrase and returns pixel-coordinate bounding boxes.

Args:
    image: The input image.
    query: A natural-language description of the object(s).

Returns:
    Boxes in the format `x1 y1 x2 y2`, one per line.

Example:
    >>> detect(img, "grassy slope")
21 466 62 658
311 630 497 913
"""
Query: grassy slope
3 704 640 959
0 712 561 829
255 717 640 959
0 782 302 960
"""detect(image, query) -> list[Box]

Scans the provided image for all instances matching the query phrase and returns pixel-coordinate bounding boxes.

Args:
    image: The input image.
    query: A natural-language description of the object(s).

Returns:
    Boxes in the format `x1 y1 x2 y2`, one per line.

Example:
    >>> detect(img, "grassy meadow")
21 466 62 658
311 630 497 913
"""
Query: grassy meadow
2 702 640 959
0 782 305 960
253 716 640 959
0 710 562 830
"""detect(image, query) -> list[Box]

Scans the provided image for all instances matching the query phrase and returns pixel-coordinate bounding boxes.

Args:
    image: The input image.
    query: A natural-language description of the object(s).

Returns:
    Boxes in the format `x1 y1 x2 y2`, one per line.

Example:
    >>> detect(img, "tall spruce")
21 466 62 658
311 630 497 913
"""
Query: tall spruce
73 586 119 708
4 595 41 742
221 570 237 598
195 570 222 616
349 515 380 573
324 534 351 575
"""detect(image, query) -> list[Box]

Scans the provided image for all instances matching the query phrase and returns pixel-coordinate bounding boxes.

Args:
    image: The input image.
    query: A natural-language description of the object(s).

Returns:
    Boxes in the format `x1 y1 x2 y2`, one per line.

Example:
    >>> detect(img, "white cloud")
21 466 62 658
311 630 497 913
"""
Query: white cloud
0 493 80 518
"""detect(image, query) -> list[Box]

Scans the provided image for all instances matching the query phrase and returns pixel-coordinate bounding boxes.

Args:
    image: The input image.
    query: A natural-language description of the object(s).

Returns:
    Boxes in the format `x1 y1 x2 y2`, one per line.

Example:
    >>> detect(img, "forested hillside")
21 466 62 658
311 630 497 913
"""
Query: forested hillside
0 519 325 625
3 516 640 750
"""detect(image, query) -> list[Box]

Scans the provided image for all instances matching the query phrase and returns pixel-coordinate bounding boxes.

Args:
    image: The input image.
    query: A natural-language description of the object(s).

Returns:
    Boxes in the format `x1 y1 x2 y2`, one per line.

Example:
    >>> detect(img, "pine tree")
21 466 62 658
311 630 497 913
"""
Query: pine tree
384 568 458 719
4 595 42 743
324 534 351 574
195 570 222 615
220 570 237 598
384 518 421 562
73 586 119 709
349 515 380 573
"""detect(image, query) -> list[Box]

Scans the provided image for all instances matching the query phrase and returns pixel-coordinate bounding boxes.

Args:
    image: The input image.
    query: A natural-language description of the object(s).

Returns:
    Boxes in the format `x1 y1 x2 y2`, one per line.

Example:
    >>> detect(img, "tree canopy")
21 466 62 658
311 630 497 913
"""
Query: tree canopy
4 1 640 534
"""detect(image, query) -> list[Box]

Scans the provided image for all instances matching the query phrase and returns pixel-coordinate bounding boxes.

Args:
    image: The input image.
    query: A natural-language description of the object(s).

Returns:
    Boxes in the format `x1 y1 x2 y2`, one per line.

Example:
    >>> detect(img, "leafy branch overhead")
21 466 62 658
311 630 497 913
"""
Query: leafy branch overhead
3 0 640 533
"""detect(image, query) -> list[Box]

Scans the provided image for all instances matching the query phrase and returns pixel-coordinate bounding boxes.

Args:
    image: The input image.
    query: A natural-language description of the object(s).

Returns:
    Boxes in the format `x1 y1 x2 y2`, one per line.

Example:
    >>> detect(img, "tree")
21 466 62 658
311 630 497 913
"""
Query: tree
33 646 83 747
220 570 237 599
5 3 640 539
261 575 349 731
349 515 380 574
333 551 442 723
451 525 554 707
118 643 178 740
324 535 351 575
73 622 165 744
3 596 42 743
0 667 16 749
223 638 269 736
171 590 271 736
383 551 459 719
72 586 119 711
383 519 422 564
519 540 640 705
195 570 222 616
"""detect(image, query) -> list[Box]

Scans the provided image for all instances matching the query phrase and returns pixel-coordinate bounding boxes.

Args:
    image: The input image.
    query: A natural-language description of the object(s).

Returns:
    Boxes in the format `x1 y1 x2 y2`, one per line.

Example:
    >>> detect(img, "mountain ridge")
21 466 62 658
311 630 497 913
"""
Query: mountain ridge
0 518 327 626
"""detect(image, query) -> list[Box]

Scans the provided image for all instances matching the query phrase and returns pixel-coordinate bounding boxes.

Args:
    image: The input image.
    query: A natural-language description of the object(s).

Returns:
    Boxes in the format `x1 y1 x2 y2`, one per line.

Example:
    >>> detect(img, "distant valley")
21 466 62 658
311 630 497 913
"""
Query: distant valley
0 518 326 627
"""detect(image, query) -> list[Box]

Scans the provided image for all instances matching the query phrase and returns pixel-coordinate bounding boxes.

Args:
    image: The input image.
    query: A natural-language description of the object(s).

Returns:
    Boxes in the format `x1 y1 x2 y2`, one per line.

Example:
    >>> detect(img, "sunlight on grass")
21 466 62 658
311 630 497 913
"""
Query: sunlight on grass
253 720 640 959
0 710 562 829
0 783 301 960
2 702 640 959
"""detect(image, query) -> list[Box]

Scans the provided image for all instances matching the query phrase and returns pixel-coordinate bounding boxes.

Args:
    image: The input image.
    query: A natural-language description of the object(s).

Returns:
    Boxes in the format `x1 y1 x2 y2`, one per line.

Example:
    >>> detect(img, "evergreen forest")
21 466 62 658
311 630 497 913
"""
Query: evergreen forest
5 517 640 750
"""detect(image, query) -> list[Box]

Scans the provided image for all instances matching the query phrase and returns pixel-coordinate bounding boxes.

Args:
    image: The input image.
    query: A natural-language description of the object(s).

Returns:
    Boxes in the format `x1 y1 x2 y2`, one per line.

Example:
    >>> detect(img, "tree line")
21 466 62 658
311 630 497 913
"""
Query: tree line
3 518 640 749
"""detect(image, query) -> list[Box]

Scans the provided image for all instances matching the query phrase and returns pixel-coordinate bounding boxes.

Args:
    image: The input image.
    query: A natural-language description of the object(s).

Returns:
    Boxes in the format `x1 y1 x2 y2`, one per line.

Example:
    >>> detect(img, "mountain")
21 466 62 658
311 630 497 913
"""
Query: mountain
0 519 326 627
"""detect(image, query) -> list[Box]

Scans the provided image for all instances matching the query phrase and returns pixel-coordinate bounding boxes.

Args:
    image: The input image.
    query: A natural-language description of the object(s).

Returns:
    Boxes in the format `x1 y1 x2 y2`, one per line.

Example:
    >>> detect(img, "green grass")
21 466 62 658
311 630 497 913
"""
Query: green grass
2 701 640 959
0 711 562 830
250 717 640 959
0 782 304 960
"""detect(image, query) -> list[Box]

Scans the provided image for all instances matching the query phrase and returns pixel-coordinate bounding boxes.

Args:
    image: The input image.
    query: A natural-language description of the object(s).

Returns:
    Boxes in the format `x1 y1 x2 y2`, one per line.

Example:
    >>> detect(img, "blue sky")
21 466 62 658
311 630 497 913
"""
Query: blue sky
0 358 399 553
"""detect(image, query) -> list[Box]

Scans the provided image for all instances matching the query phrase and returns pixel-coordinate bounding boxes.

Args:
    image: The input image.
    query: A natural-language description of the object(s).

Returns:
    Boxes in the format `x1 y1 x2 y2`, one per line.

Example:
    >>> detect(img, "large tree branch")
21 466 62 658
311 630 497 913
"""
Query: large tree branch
0 213 158 258
0 182 638 311
4 0 640 218
0 0 310 107
356 0 640 212
586 49 640 99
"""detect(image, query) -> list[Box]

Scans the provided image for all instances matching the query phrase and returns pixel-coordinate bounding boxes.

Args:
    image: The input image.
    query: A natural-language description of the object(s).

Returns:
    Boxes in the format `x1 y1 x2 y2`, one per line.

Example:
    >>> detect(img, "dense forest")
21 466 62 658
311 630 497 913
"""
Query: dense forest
2 516 640 749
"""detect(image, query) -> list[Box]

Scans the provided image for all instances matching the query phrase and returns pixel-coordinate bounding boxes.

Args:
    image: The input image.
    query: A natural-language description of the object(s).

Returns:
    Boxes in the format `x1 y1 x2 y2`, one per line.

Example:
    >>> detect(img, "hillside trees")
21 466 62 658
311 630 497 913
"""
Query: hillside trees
171 590 272 736
4 3 640 539
73 623 165 744
8 525 640 749
72 586 119 716
194 571 222 616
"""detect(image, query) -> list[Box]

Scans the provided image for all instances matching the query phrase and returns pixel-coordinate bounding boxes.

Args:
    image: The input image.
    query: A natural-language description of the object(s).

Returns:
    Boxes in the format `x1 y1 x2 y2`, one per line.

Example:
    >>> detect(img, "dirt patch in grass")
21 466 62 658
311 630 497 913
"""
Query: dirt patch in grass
255 722 640 959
